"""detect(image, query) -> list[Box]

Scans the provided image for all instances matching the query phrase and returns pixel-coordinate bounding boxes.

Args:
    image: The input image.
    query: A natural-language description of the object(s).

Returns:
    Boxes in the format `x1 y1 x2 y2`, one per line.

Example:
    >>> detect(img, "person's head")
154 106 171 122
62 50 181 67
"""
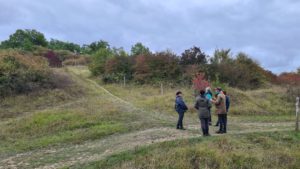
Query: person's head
223 91 227 95
215 87 222 94
176 91 182 97
205 87 211 93
200 90 205 96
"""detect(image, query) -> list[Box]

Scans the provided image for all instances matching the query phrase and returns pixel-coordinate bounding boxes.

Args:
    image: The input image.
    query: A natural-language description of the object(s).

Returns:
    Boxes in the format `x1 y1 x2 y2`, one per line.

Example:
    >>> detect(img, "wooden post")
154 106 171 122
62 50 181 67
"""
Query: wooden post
296 97 299 131
123 75 126 87
160 83 164 95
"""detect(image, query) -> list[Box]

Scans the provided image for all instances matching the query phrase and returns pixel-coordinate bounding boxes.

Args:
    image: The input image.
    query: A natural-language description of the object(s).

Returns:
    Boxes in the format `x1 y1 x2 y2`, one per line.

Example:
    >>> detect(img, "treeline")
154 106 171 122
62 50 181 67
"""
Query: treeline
1 29 300 94
89 44 300 89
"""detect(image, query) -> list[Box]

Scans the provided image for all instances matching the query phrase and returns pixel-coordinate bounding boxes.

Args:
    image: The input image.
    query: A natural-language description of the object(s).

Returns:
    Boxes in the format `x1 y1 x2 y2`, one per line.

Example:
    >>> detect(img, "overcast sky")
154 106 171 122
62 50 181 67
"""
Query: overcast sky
0 0 299 73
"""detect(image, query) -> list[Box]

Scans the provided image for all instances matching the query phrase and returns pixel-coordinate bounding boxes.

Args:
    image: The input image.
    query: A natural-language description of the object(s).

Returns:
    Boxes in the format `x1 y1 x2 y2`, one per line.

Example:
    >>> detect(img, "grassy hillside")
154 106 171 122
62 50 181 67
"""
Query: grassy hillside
101 82 295 122
0 67 170 155
0 66 298 169
76 131 300 169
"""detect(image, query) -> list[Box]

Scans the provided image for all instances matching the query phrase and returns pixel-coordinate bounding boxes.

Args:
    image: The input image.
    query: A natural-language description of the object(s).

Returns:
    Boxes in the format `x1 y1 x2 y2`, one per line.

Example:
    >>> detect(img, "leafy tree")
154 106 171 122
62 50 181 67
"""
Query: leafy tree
210 49 232 64
193 73 210 92
0 29 47 51
131 42 151 56
297 67 300 75
48 39 81 53
133 50 181 83
180 46 207 65
89 40 110 54
89 48 113 76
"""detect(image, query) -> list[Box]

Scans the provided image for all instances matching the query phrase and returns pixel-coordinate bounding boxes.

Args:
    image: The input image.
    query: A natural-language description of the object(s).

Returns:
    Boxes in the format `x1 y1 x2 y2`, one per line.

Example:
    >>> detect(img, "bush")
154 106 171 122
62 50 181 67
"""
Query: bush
0 50 51 97
133 51 181 83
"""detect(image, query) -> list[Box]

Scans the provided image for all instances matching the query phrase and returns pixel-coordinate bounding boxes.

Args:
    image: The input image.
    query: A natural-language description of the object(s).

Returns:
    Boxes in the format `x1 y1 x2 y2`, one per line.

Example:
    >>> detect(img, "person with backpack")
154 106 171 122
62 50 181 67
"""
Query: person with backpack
205 87 213 125
215 91 230 126
223 91 231 114
175 91 188 130
211 87 227 134
195 90 212 136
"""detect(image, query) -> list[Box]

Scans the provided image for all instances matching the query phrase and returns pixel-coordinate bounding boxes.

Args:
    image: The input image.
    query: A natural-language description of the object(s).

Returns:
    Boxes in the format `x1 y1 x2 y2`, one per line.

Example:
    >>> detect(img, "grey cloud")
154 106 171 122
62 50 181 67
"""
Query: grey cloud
0 0 299 73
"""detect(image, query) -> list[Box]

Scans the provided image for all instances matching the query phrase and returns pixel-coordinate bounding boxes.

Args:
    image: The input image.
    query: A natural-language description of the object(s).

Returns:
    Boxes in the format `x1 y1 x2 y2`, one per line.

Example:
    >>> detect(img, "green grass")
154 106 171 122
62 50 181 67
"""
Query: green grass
101 83 295 122
75 131 300 169
0 67 169 154
0 66 298 168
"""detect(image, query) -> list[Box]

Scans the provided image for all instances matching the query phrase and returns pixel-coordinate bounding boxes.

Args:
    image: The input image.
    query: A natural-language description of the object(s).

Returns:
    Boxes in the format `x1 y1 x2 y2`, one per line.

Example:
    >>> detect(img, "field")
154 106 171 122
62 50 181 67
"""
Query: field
0 66 298 169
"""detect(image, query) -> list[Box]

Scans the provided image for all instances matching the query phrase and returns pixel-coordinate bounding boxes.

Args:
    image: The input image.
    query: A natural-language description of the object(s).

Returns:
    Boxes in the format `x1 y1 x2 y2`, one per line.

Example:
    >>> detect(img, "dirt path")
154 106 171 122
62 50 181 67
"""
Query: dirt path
0 67 295 169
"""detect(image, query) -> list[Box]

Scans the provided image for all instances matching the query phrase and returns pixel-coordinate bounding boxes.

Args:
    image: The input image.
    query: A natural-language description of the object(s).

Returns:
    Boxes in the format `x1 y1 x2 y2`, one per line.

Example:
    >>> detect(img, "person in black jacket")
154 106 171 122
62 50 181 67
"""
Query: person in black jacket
175 91 188 130
195 90 212 136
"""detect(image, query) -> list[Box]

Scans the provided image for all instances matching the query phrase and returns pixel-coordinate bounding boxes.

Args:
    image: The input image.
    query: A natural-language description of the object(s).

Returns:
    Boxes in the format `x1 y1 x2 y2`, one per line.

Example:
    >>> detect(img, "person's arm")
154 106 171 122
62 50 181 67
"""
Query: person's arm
226 96 230 111
178 98 188 111
214 95 222 105
194 98 199 110
208 99 212 108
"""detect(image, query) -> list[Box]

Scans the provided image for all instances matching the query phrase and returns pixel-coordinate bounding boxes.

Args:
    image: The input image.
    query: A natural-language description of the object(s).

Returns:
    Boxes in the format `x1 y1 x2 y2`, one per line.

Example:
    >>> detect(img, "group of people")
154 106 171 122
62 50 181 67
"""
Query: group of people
175 87 230 136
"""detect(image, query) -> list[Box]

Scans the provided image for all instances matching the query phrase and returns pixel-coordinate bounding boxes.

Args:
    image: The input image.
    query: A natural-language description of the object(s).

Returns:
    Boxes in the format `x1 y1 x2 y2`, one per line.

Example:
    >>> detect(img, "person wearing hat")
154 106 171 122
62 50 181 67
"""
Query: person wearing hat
195 90 212 136
175 91 188 130
211 87 227 134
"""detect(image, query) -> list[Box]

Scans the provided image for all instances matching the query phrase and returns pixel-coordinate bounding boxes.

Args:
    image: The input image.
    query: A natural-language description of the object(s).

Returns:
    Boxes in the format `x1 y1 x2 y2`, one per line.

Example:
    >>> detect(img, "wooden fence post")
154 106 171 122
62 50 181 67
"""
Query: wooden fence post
123 75 126 87
296 97 299 131
160 83 164 95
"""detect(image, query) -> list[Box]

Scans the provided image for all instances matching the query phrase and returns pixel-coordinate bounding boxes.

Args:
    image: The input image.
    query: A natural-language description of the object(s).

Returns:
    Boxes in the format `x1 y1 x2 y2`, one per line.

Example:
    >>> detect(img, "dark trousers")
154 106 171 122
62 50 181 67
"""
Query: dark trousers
208 108 212 125
200 118 209 135
177 112 184 128
218 114 227 132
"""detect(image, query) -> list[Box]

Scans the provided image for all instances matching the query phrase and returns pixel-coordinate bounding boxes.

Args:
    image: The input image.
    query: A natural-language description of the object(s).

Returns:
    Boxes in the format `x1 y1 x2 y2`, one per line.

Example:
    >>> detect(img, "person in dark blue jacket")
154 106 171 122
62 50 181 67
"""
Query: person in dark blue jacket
223 91 230 113
175 91 188 130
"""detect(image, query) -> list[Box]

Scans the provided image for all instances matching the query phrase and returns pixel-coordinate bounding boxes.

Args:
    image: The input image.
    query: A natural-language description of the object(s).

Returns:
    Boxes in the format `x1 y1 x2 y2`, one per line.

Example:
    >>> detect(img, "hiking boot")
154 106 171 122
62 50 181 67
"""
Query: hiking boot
215 130 224 134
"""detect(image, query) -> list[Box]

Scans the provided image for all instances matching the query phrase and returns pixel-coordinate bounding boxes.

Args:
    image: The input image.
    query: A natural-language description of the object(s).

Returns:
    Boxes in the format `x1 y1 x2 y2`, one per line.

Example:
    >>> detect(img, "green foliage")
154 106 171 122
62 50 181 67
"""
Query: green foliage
131 42 151 56
180 46 207 65
89 48 113 76
83 40 110 54
0 29 47 51
133 51 181 83
48 39 81 53
207 49 267 89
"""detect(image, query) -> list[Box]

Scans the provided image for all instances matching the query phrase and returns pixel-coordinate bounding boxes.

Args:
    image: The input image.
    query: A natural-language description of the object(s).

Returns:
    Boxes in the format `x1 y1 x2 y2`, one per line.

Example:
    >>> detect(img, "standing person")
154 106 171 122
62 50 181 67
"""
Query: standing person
223 91 231 114
175 91 188 130
205 87 213 125
195 90 212 136
211 88 227 134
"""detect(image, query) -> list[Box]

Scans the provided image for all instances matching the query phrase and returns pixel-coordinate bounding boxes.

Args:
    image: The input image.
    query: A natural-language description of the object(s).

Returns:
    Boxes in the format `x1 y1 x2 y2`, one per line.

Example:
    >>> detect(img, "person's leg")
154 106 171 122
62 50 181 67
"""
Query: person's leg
215 115 219 126
177 112 181 129
220 114 226 133
224 114 227 133
200 118 205 135
208 108 212 125
218 114 222 132
205 118 210 135
181 113 185 129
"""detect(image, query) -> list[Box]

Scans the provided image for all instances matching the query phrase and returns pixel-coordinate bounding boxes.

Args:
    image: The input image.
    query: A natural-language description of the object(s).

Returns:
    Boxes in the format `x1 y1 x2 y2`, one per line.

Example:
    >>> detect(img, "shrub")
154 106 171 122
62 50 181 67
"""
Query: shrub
0 50 51 97
43 51 62 67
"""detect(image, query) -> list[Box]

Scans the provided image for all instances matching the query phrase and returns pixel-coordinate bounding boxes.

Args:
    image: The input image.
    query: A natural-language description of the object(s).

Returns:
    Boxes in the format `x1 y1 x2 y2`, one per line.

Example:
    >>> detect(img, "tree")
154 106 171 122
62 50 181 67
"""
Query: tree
131 42 151 56
297 67 300 75
89 48 113 76
0 29 47 50
193 73 210 92
210 49 232 64
48 39 81 53
180 46 207 65
88 40 110 54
